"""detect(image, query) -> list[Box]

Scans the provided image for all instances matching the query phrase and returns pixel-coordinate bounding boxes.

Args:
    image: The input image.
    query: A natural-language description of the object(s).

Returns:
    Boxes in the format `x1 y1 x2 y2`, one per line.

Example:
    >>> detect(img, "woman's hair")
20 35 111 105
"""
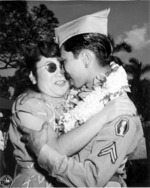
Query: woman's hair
63 33 114 67
13 40 60 98
25 40 60 77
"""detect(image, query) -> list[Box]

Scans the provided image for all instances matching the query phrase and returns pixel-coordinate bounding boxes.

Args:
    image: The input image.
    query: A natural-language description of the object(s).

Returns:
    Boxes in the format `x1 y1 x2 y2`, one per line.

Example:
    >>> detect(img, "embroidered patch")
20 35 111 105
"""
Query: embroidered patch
115 118 129 137
98 142 118 164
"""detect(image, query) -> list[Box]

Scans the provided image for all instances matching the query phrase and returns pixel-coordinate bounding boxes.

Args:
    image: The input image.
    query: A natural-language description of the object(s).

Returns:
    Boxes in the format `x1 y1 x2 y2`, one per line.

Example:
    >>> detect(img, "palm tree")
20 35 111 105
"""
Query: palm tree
124 58 150 119
125 58 150 83
138 79 150 121
108 34 132 65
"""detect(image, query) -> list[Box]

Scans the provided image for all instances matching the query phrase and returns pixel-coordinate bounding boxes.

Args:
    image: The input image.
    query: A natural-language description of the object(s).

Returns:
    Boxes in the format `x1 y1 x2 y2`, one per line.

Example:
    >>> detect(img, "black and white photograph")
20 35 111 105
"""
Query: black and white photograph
0 0 150 187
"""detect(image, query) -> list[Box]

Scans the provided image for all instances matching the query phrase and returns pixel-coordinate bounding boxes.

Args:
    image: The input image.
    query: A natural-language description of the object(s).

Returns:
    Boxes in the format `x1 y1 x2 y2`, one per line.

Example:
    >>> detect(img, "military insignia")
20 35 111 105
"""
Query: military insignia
115 118 129 137
0 175 12 187
98 142 118 164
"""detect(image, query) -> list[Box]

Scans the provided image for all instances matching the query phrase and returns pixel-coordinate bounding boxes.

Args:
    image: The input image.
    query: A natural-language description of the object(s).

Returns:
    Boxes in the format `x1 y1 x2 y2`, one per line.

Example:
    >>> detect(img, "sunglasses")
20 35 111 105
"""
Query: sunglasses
36 61 63 73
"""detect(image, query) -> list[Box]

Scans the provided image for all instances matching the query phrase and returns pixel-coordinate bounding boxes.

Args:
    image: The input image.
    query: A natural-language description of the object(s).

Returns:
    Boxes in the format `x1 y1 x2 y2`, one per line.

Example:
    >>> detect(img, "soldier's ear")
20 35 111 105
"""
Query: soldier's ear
80 49 92 68
29 71 36 84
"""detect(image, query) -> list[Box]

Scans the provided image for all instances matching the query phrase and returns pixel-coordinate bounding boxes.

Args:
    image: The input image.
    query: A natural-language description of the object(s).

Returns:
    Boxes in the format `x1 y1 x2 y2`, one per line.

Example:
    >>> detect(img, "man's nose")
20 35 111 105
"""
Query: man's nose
57 66 65 76
64 71 71 81
60 67 65 74
60 67 65 75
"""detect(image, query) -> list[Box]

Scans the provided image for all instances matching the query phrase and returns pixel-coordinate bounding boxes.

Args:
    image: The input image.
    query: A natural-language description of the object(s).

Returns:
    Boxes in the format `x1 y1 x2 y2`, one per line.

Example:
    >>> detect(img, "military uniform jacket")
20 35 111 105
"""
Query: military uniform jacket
38 115 143 187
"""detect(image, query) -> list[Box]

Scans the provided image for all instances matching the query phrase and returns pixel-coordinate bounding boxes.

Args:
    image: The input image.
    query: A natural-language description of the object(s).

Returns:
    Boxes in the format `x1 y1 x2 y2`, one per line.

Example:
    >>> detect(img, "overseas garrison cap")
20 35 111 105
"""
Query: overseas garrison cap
55 8 110 47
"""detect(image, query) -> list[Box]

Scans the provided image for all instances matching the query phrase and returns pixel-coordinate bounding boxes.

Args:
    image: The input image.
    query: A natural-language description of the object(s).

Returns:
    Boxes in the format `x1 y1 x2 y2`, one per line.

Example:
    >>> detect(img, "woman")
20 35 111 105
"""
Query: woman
9 40 136 187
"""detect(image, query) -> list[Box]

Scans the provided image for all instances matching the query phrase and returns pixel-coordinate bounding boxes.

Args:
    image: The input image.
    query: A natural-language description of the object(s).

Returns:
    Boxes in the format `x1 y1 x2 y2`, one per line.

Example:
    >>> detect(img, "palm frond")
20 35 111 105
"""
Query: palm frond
141 65 150 75
114 41 132 53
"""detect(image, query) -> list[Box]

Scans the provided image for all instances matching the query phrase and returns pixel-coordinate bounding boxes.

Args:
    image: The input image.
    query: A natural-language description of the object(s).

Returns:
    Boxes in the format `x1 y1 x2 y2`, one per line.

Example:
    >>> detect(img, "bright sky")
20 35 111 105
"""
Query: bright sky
1 1 150 79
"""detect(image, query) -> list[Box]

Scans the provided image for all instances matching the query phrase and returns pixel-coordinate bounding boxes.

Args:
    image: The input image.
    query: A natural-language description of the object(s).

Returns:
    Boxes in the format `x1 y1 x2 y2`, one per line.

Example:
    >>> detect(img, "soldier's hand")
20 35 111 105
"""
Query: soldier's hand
104 95 137 123
116 157 127 176
20 121 49 157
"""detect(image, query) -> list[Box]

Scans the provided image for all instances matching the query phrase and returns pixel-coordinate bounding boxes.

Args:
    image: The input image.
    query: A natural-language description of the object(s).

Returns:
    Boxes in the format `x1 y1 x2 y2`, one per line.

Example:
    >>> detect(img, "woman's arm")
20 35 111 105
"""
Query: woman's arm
20 95 136 156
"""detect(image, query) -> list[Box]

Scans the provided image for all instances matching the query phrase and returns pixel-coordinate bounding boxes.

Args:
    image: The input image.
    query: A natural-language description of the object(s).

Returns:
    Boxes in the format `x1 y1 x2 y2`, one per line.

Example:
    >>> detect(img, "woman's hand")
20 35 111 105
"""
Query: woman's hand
102 95 137 123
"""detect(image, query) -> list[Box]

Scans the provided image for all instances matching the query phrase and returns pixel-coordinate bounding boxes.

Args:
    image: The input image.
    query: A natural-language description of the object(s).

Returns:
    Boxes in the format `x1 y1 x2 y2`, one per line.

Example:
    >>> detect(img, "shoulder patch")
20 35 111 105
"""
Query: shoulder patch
115 118 129 137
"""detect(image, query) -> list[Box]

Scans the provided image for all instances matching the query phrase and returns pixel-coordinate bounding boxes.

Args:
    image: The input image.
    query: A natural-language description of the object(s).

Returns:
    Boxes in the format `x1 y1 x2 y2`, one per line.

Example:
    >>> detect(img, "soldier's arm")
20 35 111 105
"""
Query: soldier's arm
37 116 142 187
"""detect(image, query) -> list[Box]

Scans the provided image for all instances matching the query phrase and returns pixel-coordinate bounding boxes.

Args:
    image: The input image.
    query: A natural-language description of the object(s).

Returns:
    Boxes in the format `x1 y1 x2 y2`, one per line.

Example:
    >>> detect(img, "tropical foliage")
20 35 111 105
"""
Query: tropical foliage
0 76 14 98
109 35 150 121
108 34 132 65
0 1 58 70
124 58 150 120
0 1 58 99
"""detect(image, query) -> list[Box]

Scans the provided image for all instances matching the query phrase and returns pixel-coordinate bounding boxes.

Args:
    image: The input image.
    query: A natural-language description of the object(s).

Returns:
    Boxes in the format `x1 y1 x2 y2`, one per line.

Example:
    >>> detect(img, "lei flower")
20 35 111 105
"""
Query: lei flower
55 62 130 134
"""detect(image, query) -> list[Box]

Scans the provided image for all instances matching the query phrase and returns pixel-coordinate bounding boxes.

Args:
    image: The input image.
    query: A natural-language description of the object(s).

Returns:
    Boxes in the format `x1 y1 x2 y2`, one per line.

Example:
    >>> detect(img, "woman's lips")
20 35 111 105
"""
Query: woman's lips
55 80 67 86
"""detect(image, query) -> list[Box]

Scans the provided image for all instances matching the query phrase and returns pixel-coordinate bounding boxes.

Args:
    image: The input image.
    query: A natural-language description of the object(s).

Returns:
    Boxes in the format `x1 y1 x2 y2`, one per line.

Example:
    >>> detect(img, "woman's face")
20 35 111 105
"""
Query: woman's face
32 56 69 98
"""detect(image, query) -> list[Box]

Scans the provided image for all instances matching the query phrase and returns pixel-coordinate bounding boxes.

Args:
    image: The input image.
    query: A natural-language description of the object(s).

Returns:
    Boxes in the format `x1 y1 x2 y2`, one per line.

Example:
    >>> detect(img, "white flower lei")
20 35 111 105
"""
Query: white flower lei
55 62 130 134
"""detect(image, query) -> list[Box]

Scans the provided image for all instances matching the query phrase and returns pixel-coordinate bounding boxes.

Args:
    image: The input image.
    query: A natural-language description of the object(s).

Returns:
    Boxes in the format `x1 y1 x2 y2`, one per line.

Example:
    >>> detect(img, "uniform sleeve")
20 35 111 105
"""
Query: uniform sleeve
129 136 147 160
37 115 143 187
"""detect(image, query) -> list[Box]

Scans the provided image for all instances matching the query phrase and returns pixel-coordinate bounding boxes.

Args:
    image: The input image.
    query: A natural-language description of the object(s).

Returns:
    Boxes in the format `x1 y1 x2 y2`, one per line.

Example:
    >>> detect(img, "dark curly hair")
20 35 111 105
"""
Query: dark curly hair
13 40 61 98
63 33 115 67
